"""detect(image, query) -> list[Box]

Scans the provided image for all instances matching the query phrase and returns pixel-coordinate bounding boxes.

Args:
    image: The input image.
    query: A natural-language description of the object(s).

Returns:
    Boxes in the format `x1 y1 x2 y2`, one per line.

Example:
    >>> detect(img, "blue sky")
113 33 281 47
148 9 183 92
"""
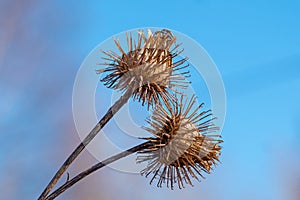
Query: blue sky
0 0 300 199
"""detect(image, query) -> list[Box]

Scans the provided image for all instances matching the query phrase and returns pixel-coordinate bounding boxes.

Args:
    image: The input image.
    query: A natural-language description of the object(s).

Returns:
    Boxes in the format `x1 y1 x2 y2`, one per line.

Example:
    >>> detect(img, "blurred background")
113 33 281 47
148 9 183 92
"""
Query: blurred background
1 0 300 200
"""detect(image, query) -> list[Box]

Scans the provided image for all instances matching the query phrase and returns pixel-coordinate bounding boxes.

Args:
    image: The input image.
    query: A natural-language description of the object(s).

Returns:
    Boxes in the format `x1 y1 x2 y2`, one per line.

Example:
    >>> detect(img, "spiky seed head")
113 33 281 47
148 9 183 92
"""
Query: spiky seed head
97 29 190 108
137 95 223 189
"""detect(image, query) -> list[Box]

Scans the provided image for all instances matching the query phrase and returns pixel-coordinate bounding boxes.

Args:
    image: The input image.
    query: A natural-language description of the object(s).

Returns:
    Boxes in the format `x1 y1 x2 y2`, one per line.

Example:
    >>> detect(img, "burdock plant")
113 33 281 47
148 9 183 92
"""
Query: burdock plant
38 29 222 200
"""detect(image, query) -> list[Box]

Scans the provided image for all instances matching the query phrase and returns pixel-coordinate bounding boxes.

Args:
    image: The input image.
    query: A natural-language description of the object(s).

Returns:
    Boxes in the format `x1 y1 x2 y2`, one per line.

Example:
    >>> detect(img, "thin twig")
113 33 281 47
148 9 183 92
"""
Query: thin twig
38 89 133 200
45 141 152 200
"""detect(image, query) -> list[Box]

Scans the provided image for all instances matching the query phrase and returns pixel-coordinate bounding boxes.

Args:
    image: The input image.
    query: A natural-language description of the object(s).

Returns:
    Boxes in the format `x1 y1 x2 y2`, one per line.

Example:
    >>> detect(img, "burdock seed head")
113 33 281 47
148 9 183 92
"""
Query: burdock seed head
97 29 190 108
137 95 223 189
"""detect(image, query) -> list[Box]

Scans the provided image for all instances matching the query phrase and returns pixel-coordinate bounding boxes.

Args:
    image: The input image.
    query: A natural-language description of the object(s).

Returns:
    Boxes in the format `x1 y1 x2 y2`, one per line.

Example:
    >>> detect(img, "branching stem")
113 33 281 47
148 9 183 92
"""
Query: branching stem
45 142 151 200
38 89 132 200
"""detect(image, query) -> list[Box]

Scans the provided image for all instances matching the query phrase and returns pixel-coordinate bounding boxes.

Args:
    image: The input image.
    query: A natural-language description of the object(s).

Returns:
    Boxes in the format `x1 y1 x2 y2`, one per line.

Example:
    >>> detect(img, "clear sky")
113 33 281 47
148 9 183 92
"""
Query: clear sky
0 0 300 200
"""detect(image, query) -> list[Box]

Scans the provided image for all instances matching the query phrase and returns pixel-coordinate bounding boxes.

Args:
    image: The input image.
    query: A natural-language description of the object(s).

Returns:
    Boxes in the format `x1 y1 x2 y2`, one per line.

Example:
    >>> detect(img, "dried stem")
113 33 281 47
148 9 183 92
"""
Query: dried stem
45 141 152 200
38 89 133 200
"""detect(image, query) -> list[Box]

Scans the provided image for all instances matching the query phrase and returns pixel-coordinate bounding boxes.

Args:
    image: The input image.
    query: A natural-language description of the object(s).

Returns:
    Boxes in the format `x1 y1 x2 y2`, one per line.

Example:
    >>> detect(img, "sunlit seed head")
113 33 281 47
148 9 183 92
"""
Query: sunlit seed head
97 29 190 108
137 95 223 189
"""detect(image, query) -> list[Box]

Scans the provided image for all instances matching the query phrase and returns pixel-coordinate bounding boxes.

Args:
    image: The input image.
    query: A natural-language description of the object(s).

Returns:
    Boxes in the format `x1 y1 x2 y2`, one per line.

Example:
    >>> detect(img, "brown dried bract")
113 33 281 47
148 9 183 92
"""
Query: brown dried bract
97 29 190 108
137 95 223 189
